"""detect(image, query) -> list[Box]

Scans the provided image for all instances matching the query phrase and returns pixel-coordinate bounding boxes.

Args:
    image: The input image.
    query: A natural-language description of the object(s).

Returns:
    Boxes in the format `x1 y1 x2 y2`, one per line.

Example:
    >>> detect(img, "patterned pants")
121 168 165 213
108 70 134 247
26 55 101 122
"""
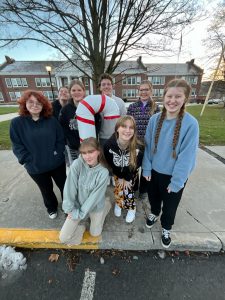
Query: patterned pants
113 175 137 210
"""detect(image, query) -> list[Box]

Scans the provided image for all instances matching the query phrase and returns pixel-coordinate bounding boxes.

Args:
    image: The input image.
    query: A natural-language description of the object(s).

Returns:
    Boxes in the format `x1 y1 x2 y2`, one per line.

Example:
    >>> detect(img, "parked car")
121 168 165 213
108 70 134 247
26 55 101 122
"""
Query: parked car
208 99 223 104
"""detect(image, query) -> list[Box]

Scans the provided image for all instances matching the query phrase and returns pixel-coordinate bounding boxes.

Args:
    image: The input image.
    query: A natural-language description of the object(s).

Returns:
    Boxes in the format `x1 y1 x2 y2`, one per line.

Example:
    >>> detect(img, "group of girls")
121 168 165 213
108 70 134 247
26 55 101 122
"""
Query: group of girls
10 75 199 248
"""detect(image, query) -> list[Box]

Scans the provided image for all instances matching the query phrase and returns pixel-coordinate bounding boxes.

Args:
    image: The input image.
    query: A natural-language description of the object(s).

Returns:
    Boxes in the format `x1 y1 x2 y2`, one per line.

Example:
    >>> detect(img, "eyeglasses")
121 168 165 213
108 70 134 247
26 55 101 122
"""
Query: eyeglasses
26 101 43 107
139 89 150 92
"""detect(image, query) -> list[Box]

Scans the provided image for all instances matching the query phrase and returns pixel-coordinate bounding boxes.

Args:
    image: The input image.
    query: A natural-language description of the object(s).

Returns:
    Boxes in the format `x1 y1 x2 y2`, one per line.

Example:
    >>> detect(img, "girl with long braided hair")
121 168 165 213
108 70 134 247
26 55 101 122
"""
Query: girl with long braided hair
142 79 199 248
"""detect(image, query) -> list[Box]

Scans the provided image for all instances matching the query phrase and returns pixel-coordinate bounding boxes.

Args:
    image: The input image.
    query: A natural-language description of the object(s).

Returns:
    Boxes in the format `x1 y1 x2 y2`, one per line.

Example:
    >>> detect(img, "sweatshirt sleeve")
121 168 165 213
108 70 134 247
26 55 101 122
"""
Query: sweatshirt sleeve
62 159 80 214
142 118 154 177
72 168 109 220
54 118 65 154
9 118 32 165
168 119 199 192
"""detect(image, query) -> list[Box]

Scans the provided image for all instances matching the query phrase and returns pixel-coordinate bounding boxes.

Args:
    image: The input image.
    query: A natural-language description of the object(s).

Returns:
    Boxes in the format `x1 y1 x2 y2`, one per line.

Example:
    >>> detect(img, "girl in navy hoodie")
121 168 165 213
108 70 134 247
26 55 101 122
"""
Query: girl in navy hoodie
10 90 66 219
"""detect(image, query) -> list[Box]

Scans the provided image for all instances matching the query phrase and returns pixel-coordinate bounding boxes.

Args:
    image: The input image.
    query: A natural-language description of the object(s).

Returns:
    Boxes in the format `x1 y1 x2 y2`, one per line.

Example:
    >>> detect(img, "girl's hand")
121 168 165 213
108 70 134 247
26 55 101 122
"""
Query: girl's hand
123 180 132 191
117 178 124 189
144 176 151 181
67 212 73 219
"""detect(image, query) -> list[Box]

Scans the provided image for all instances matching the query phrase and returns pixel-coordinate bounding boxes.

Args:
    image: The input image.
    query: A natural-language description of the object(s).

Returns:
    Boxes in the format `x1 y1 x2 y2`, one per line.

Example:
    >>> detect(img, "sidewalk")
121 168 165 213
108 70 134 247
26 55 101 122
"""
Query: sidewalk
0 113 18 122
0 147 225 252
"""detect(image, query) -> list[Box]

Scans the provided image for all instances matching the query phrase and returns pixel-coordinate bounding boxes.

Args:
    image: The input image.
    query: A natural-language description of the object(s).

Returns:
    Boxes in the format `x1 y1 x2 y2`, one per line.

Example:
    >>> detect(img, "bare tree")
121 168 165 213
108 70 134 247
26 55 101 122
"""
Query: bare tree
204 0 225 80
0 0 198 86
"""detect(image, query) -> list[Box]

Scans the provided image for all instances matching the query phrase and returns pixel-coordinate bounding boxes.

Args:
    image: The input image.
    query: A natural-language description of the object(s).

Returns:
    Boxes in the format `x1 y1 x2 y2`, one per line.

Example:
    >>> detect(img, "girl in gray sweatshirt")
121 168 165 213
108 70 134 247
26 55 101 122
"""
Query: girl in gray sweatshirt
59 137 111 245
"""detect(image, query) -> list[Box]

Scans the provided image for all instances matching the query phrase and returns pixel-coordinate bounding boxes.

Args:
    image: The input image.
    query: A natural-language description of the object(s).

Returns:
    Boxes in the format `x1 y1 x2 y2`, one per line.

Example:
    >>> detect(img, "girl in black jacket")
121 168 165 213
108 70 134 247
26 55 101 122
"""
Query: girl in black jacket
104 116 143 223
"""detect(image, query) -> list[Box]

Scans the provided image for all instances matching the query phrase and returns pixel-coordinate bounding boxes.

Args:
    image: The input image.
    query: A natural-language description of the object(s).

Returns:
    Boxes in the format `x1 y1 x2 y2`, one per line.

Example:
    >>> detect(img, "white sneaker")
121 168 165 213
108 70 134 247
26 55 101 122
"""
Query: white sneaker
114 204 122 217
49 212 58 219
126 209 136 223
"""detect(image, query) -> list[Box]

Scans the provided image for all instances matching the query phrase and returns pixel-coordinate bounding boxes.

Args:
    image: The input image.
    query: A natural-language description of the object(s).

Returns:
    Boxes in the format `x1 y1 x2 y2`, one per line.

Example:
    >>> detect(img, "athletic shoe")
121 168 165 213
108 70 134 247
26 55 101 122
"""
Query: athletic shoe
146 213 158 228
161 228 171 248
126 209 136 223
49 212 58 219
114 204 122 217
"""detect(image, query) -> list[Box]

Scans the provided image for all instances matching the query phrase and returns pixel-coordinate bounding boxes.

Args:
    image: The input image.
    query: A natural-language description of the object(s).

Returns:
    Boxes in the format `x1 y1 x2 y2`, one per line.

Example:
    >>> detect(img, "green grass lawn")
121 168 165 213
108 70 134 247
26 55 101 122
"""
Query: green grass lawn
187 104 225 146
0 105 224 150
0 107 18 115
0 120 11 150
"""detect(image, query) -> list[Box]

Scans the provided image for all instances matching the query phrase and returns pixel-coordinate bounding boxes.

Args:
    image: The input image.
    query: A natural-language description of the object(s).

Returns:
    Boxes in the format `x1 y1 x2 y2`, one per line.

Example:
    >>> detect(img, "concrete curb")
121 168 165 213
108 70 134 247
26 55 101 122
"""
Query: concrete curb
0 227 222 252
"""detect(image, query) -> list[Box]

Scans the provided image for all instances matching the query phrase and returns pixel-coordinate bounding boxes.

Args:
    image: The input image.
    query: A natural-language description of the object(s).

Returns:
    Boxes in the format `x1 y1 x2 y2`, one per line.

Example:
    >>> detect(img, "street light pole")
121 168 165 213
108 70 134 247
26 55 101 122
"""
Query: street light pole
45 65 55 101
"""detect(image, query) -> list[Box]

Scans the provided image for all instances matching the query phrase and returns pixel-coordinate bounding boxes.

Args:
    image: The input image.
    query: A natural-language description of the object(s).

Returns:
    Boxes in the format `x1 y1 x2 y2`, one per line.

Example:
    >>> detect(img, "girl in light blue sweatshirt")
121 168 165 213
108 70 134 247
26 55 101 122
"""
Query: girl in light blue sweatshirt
59 137 111 245
142 79 199 248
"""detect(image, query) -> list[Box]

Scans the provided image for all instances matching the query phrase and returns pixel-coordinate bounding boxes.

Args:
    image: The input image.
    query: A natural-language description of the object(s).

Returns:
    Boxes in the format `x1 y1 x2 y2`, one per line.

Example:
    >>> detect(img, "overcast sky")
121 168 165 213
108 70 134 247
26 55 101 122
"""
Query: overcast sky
0 0 220 80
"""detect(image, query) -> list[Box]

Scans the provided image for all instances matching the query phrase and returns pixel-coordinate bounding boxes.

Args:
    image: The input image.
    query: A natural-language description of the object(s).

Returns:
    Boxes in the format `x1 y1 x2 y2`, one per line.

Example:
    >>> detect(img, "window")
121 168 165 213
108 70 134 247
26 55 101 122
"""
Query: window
0 92 4 102
61 77 68 86
191 88 196 96
35 77 56 87
43 91 58 101
9 91 21 101
122 76 141 85
5 78 12 87
5 78 28 87
83 78 89 86
152 89 164 97
148 76 165 85
185 76 198 84
122 89 138 98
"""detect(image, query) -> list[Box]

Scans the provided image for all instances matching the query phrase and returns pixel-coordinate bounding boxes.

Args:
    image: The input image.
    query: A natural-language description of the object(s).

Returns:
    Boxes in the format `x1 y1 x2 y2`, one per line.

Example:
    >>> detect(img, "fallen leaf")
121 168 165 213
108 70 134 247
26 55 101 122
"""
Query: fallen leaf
49 254 59 262
48 279 53 284
112 268 120 276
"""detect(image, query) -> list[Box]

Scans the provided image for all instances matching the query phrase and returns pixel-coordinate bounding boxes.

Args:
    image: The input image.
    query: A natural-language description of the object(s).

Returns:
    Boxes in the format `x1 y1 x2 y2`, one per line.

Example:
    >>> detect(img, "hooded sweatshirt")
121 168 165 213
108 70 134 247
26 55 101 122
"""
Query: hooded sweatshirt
10 115 65 174
62 155 109 220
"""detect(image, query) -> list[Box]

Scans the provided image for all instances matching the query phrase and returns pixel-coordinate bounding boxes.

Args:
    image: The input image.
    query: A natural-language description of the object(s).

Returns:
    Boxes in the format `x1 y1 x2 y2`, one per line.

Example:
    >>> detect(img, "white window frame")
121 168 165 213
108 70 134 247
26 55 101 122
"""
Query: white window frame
9 91 21 101
152 88 164 97
122 89 138 98
148 76 165 85
5 78 12 87
122 76 141 85
0 92 4 101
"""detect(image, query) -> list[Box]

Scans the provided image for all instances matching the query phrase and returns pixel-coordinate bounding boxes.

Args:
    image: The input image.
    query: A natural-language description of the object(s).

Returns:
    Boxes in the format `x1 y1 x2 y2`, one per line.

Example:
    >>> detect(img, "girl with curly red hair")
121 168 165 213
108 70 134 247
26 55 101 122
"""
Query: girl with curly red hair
10 90 66 219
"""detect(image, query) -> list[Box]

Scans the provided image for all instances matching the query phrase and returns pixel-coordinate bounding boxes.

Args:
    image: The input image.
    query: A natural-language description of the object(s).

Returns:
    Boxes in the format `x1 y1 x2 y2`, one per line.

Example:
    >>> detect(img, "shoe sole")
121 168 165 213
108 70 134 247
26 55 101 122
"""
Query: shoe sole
161 239 171 249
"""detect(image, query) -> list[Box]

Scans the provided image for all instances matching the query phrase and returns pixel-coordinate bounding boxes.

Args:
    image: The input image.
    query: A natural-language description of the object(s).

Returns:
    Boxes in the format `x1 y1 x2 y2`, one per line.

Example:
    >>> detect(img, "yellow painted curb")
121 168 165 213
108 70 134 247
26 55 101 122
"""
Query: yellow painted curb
0 228 100 249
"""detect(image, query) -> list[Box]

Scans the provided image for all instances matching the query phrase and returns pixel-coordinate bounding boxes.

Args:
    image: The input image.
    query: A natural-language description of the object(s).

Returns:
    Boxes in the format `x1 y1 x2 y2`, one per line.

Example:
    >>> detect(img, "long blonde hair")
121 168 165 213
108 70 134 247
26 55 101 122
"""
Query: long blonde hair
114 115 140 170
154 79 191 158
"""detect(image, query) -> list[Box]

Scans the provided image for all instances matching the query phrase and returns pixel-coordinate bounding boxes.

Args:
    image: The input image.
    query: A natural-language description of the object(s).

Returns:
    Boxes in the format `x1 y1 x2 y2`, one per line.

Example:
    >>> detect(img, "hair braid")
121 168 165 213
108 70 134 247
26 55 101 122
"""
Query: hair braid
149 98 156 116
153 107 166 154
172 105 185 158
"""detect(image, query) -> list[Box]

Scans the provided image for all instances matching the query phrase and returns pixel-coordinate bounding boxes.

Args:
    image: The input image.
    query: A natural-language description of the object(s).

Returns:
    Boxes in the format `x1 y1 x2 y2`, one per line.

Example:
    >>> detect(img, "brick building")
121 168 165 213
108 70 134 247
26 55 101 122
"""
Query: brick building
0 56 203 103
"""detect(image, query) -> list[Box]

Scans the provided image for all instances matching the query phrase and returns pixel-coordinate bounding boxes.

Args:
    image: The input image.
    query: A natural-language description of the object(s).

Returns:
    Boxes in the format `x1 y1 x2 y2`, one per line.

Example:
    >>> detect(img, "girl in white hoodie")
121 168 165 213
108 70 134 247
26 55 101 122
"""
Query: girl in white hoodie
59 137 111 245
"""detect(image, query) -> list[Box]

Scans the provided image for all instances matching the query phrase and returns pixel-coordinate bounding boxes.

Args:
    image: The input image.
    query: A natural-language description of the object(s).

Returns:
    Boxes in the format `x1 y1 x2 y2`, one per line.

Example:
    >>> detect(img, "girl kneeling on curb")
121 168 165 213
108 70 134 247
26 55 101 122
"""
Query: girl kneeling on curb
104 116 143 223
142 79 199 248
59 137 111 245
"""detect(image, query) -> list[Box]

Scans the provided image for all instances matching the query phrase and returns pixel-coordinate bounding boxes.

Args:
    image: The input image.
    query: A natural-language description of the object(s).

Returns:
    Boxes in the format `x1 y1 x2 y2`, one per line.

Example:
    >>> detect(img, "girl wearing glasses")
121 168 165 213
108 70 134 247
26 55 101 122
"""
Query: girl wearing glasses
127 80 160 200
10 90 66 220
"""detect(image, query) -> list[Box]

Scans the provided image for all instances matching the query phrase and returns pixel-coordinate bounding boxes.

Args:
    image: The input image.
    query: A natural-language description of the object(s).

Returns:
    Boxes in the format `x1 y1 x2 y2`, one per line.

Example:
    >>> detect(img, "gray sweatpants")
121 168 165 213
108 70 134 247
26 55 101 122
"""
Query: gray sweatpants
59 200 111 245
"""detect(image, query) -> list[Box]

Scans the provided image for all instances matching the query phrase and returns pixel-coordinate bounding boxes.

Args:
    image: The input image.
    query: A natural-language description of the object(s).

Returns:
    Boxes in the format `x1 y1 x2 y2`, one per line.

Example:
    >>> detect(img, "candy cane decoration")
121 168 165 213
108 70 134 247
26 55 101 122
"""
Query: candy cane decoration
76 94 120 141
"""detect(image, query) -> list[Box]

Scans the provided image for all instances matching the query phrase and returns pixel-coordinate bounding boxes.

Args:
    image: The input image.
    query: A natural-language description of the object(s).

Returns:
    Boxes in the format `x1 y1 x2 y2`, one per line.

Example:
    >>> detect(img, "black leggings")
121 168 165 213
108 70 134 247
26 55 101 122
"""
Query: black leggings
147 169 185 230
29 163 66 214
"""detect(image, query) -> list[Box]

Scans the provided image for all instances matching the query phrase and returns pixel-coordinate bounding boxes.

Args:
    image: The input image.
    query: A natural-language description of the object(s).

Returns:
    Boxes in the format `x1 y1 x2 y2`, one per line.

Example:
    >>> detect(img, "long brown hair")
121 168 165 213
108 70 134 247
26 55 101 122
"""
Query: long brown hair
79 137 107 167
153 79 191 158
114 115 140 170
18 90 52 117
139 80 156 115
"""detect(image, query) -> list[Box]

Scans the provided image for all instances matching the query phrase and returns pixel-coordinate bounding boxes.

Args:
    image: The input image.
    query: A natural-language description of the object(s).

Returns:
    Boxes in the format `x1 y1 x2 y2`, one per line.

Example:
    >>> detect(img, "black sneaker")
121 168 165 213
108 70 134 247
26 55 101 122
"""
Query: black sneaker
161 228 171 248
146 213 158 228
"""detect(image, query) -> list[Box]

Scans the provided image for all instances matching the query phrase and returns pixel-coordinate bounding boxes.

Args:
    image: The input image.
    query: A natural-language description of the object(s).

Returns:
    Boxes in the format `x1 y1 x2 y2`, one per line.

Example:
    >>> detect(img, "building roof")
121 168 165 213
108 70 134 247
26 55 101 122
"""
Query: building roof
146 61 203 76
0 61 63 75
